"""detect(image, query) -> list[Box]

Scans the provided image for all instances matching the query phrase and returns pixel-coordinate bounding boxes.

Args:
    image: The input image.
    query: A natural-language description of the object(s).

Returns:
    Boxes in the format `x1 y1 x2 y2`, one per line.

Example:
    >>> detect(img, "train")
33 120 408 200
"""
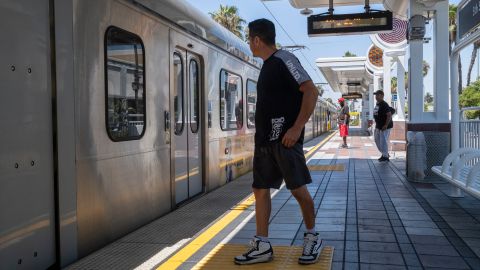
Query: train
0 0 337 268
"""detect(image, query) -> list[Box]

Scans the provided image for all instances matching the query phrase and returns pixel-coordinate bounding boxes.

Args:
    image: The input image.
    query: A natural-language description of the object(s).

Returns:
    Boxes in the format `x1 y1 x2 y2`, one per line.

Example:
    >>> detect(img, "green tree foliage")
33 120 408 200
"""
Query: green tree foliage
209 5 246 39
424 92 433 104
343 51 357 57
391 77 397 93
459 79 480 119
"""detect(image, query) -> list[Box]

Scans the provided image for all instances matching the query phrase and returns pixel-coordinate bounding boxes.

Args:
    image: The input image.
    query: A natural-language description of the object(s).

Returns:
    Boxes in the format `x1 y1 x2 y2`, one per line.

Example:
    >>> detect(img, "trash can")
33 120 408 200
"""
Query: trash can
407 131 427 182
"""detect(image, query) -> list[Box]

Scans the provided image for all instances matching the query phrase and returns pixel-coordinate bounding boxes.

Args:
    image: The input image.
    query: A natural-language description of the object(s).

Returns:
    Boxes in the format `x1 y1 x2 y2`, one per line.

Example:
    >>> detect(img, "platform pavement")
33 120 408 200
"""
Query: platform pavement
67 131 480 270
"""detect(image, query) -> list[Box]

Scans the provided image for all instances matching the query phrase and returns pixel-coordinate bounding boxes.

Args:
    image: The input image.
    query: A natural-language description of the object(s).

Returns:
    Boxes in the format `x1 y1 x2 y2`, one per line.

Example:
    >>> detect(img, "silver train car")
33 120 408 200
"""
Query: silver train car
0 0 337 268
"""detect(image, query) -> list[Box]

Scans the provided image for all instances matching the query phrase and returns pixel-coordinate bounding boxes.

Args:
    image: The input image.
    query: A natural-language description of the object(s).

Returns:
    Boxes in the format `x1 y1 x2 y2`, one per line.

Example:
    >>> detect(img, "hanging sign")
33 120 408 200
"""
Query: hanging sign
308 11 392 36
458 0 480 39
342 93 363 99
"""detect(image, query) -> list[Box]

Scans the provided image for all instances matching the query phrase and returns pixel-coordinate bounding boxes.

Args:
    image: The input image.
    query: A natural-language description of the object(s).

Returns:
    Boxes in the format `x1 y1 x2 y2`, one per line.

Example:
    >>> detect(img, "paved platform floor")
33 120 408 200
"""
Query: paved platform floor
67 132 480 270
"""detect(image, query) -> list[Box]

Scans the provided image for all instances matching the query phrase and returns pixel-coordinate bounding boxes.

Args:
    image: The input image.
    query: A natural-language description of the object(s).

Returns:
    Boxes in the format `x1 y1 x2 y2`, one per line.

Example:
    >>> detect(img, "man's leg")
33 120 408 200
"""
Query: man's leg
253 188 271 237
343 136 347 146
234 187 274 265
291 185 315 231
374 128 382 154
235 145 277 265
291 185 323 265
382 129 391 158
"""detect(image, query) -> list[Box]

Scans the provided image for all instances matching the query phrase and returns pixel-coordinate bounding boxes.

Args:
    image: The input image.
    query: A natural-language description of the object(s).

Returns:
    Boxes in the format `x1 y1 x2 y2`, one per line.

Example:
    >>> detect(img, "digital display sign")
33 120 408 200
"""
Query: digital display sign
342 93 363 99
308 11 393 36
458 0 480 39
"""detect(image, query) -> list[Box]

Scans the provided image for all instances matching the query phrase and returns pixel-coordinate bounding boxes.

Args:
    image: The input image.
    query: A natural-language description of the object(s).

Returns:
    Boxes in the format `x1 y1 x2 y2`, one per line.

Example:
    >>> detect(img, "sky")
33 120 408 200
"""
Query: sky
186 0 463 101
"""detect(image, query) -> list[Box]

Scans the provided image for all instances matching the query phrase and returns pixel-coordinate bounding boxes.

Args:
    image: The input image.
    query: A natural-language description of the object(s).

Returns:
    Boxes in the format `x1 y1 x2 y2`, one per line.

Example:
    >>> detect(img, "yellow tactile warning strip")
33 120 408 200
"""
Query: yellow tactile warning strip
157 133 335 270
308 164 345 171
192 244 334 270
156 195 256 270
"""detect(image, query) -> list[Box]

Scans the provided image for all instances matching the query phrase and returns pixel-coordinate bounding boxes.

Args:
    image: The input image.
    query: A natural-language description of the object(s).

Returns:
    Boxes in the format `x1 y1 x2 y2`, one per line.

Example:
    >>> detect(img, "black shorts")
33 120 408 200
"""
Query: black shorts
253 142 312 190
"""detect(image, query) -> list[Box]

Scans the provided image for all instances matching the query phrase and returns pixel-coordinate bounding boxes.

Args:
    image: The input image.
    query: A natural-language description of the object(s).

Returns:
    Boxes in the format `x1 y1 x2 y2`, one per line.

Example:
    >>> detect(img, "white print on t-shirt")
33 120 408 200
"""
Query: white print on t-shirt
275 50 311 85
373 105 379 116
269 117 285 141
285 60 301 81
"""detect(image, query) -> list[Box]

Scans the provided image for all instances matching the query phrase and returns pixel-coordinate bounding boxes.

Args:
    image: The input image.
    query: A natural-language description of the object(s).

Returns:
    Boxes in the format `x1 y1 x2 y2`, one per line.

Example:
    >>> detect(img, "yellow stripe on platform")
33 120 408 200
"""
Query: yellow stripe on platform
156 195 255 270
157 132 335 270
192 244 334 270
304 131 337 160
308 164 345 171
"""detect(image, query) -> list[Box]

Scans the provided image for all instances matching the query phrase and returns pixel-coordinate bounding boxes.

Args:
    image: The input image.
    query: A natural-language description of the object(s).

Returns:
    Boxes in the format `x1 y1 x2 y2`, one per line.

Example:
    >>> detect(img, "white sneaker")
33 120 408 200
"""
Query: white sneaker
234 236 274 265
298 232 323 265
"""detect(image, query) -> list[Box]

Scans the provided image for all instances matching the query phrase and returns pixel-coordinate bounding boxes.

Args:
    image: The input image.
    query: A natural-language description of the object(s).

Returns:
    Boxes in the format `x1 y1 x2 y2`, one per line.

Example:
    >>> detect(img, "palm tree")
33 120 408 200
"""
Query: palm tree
244 26 249 42
209 5 246 40
467 41 480 86
449 4 463 92
449 4 457 54
422 60 430 77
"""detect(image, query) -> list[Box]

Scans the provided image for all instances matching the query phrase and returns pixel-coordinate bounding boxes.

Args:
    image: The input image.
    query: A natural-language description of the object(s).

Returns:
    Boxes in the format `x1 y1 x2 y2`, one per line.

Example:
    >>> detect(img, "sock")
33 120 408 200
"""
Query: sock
255 235 270 242
306 227 316 234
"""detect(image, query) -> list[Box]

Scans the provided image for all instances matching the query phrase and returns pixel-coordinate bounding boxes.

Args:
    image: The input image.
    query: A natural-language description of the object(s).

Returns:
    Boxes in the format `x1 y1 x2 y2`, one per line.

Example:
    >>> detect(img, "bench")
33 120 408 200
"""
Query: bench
431 148 480 198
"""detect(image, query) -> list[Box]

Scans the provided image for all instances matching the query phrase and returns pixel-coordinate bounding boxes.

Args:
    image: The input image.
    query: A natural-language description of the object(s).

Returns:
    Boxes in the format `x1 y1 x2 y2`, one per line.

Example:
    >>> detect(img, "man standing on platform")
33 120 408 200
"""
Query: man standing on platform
234 18 323 265
373 90 393 162
338 98 350 148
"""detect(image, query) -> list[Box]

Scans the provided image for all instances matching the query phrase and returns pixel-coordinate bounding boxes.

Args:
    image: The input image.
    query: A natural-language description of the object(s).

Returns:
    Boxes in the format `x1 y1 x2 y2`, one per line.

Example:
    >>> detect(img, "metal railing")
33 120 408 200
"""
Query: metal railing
460 107 480 149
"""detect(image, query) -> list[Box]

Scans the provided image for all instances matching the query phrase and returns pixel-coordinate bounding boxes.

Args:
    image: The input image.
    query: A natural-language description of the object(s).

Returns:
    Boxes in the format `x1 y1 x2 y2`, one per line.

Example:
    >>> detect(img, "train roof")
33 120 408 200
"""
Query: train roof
132 0 261 68
318 98 338 110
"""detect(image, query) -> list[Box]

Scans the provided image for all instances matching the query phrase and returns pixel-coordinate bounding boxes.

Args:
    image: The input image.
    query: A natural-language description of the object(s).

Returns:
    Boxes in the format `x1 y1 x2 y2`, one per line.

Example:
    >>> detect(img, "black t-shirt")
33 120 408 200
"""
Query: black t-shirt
373 100 393 129
255 50 311 146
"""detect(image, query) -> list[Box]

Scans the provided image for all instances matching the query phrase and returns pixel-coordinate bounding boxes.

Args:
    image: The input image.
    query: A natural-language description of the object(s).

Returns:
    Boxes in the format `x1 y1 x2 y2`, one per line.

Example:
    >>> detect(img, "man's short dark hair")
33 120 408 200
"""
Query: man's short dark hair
248 19 276 46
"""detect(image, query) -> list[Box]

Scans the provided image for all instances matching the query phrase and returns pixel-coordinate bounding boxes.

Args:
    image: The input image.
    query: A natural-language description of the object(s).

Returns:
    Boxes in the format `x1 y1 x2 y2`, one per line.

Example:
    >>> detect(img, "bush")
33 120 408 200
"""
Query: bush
459 79 480 119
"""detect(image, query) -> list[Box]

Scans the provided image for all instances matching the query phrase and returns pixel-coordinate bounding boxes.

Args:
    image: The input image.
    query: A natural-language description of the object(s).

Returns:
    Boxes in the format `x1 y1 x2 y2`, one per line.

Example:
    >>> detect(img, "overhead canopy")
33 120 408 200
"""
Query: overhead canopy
316 57 372 97
288 0 412 19
289 0 383 8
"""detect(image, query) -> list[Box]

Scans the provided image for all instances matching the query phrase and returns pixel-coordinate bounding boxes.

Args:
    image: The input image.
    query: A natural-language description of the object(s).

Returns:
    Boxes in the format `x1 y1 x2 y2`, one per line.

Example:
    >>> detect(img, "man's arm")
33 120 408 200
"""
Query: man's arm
382 111 392 131
281 80 319 148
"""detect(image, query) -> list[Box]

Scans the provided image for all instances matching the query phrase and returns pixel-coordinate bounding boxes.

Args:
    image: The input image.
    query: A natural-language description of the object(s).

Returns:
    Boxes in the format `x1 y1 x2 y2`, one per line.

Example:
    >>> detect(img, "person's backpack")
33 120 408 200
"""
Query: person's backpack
389 106 396 115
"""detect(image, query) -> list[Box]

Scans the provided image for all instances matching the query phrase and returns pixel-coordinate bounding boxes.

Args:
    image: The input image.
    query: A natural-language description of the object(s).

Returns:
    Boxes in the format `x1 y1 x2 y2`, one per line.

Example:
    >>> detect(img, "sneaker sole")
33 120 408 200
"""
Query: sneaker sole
234 255 273 265
298 247 323 265
298 255 320 265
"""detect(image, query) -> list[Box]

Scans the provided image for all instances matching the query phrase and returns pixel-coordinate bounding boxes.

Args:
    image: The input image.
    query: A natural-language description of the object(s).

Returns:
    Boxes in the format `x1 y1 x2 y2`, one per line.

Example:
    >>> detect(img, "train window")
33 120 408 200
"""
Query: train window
173 53 184 135
105 26 146 141
220 69 243 130
189 59 200 133
246 80 257 129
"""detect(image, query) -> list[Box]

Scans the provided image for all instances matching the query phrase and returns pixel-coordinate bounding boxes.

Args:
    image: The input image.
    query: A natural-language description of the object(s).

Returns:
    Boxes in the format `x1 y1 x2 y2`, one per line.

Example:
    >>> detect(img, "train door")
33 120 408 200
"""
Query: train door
0 0 56 268
171 35 204 204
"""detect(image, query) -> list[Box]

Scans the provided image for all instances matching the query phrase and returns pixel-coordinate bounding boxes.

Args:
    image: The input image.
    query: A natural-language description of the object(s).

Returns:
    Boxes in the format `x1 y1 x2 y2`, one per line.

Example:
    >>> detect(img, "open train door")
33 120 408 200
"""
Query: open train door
0 0 57 268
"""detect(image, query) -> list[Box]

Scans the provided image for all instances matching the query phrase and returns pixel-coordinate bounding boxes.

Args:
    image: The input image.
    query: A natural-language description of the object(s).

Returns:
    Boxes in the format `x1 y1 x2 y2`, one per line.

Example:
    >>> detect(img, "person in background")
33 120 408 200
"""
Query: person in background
338 98 350 148
373 90 393 162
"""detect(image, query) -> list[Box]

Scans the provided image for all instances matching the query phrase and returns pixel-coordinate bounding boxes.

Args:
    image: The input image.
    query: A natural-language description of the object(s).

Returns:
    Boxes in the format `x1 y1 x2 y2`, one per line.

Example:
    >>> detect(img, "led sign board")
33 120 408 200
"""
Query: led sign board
308 11 393 36
342 93 362 99
458 0 480 39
